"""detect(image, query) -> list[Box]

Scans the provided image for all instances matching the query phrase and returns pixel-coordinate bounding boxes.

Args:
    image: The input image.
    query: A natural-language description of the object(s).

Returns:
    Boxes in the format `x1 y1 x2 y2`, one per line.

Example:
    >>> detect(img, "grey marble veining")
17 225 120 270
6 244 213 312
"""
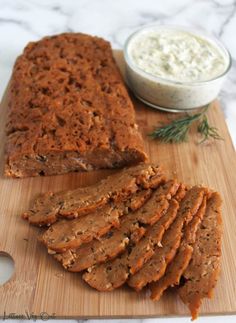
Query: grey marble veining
0 0 235 145
0 1 235 323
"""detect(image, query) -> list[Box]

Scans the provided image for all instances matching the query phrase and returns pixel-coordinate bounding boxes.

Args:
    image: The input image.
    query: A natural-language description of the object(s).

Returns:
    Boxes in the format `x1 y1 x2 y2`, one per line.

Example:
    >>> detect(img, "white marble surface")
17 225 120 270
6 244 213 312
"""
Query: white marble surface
0 0 236 146
0 0 235 322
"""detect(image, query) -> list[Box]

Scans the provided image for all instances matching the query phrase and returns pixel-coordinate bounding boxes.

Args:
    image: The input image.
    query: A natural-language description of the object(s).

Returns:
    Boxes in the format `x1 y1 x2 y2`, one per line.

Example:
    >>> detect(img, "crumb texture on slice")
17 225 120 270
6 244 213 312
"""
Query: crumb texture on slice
21 163 223 319
128 198 180 275
55 181 179 271
23 164 165 226
127 187 206 291
40 203 122 253
150 194 207 301
83 185 187 292
177 192 222 320
40 178 174 253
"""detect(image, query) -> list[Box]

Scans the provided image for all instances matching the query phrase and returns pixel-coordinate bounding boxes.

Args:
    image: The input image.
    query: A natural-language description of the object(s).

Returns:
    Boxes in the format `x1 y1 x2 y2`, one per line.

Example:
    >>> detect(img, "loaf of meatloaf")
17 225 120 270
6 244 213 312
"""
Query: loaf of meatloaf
5 33 147 177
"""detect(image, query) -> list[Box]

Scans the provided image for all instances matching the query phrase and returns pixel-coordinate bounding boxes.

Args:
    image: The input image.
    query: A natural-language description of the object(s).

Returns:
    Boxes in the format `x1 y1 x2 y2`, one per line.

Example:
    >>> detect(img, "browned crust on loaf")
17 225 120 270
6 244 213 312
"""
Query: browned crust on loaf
54 180 179 271
5 33 147 178
23 164 165 226
177 192 222 320
150 194 207 301
127 187 206 291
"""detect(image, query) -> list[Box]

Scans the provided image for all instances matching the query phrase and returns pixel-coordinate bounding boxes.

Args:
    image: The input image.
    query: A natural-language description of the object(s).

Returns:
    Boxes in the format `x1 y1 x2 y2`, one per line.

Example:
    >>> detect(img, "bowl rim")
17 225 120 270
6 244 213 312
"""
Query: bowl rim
123 24 232 86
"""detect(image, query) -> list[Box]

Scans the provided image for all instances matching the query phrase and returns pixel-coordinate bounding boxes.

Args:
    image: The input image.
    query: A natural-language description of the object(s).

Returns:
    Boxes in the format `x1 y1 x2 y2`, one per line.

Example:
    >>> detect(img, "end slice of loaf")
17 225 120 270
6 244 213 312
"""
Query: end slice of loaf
177 192 222 320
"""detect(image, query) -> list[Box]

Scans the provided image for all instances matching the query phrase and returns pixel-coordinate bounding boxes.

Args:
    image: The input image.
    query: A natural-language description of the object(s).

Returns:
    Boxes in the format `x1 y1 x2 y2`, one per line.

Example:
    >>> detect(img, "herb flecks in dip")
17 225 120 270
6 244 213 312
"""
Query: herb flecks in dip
125 26 230 110
129 29 227 83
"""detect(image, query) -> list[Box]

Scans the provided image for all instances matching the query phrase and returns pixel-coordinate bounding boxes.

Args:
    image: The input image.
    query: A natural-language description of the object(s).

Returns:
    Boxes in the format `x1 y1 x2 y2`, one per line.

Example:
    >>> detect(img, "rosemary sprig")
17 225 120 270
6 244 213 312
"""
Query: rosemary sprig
149 105 222 144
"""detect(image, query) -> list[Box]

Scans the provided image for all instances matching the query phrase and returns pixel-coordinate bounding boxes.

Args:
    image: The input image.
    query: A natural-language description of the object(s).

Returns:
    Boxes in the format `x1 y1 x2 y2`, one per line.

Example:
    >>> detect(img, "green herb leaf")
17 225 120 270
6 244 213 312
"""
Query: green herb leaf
149 105 223 144
197 115 224 144
149 113 201 143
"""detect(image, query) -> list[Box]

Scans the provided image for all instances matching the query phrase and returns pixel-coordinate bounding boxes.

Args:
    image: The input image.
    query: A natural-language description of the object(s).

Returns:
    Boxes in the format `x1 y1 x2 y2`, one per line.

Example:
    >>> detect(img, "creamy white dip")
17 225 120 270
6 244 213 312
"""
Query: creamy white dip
125 26 231 111
129 29 227 83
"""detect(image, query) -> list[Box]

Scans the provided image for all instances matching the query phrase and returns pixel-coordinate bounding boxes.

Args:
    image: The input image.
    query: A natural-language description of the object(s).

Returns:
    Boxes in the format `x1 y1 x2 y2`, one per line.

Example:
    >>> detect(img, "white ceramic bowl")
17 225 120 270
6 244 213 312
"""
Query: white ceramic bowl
124 25 231 112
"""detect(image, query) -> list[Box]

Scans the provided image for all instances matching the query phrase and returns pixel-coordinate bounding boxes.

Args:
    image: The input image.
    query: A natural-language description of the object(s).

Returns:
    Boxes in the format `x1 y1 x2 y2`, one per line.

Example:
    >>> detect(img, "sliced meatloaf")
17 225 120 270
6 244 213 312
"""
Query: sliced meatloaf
127 186 206 291
54 180 180 271
82 197 180 291
42 180 178 254
23 163 165 226
21 163 223 319
126 198 180 275
178 192 222 320
150 194 207 301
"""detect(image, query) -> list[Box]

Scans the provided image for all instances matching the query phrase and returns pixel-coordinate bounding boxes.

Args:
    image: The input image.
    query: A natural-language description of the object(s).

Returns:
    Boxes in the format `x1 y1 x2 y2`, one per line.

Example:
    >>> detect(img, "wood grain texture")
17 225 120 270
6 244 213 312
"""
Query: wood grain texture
0 50 236 318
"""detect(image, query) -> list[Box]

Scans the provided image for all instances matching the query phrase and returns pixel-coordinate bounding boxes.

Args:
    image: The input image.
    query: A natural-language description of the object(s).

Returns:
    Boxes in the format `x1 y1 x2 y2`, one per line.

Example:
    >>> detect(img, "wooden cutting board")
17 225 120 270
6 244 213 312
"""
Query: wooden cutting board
0 50 236 319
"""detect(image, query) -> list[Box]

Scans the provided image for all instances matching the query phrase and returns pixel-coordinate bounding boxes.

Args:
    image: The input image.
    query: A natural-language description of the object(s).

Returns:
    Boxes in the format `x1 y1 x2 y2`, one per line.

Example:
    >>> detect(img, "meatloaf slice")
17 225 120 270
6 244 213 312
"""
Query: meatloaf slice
174 183 189 202
127 198 180 275
53 189 153 269
150 194 207 301
54 180 179 271
39 203 122 253
42 178 175 253
5 33 147 178
23 164 165 226
127 186 206 291
82 197 180 291
177 192 222 320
